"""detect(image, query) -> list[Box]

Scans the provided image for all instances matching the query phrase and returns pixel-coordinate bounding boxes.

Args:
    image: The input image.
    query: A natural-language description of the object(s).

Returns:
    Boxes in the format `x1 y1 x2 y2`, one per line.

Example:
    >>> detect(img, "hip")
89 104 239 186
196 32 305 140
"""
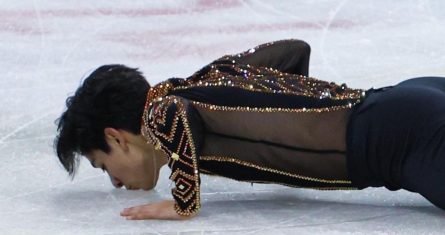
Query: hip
346 76 445 189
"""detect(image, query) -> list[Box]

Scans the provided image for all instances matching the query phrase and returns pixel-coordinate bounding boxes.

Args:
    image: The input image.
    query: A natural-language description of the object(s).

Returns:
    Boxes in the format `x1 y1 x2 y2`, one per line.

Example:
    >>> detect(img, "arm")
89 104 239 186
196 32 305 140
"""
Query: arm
122 95 204 220
186 39 311 83
220 39 311 76
163 96 203 216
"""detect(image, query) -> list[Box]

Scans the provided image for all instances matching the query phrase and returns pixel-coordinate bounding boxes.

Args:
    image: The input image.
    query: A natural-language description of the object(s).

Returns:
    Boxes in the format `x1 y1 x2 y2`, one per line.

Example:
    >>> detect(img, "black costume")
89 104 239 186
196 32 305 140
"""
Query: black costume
141 39 445 215
349 76 445 210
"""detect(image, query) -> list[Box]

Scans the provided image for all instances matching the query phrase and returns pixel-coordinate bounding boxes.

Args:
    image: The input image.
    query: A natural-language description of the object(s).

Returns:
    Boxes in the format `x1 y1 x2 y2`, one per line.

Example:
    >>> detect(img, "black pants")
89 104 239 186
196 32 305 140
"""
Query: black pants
347 76 445 210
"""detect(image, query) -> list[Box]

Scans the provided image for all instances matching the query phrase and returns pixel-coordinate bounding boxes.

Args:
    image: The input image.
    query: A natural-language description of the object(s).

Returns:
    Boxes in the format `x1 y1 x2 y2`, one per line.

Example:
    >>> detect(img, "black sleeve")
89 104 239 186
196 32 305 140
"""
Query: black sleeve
219 39 311 76
141 95 205 216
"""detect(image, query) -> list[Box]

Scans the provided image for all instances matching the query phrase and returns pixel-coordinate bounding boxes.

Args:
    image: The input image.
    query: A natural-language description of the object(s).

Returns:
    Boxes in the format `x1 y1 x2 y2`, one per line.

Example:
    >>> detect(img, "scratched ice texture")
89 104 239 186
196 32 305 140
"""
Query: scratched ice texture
1 0 445 234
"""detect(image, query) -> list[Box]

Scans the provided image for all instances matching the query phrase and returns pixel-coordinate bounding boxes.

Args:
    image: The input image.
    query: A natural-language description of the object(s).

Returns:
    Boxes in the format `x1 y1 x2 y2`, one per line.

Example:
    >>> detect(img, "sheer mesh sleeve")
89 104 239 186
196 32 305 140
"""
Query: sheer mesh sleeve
142 95 205 216
218 39 311 76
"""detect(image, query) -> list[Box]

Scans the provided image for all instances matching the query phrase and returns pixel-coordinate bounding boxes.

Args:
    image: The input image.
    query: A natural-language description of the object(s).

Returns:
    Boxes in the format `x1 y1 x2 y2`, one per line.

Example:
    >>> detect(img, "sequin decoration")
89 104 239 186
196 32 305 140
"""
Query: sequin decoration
141 95 201 216
140 39 370 216
143 39 366 110
178 64 365 101
181 39 366 104
199 156 352 184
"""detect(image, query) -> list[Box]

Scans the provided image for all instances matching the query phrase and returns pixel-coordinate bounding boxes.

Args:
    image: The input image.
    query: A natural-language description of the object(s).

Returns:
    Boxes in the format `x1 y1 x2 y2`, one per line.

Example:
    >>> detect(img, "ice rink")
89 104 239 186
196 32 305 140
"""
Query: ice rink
1 0 445 234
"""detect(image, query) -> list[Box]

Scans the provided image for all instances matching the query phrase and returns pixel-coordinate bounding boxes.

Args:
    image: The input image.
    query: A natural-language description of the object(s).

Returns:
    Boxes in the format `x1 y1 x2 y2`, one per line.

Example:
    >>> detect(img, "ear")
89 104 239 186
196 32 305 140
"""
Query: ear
104 127 128 151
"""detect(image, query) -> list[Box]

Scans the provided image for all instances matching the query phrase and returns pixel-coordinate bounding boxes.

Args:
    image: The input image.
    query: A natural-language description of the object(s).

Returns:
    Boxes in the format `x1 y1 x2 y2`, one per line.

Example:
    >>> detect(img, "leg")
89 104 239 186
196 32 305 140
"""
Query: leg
347 76 445 200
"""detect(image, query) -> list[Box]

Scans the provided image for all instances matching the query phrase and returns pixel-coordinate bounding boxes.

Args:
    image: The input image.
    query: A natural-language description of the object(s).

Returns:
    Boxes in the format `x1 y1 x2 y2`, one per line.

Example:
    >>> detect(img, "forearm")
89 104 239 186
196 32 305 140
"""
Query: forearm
142 95 204 217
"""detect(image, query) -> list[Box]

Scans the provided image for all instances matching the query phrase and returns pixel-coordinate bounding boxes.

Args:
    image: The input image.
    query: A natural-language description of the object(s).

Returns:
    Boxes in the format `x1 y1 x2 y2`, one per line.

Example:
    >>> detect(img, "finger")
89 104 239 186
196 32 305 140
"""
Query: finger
120 208 138 216
131 214 144 220
127 212 153 220
124 206 139 212
120 209 133 216
122 208 155 219
121 206 142 215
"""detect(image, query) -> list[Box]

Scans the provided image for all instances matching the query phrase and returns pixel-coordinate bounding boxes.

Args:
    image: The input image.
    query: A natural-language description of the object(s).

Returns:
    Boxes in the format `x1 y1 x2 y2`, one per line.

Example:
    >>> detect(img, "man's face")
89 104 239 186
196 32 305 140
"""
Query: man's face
85 130 162 191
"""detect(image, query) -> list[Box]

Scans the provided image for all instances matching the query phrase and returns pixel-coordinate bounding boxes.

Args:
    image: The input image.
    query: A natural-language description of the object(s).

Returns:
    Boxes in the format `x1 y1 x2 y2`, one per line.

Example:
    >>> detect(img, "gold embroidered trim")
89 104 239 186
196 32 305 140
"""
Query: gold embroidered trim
167 96 201 215
174 201 198 216
190 100 357 113
141 95 201 216
200 168 357 190
200 155 352 184
199 168 216 175
177 60 366 101
172 76 366 101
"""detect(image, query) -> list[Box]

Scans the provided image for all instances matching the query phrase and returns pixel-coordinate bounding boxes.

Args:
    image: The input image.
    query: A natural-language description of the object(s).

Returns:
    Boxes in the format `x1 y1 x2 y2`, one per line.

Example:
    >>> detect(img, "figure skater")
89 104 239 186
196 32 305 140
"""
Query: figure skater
54 39 445 220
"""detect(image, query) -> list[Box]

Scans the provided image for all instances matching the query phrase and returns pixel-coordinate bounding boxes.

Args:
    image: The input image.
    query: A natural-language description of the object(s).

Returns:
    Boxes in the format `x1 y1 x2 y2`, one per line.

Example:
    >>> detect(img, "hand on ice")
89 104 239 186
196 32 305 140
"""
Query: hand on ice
120 200 195 220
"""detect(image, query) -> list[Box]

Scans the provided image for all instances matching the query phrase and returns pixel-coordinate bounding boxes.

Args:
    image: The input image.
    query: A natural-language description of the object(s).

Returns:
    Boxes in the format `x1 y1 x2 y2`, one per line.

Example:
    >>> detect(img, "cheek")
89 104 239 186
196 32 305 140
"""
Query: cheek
119 153 147 178
104 155 133 179
132 153 154 180
136 154 152 176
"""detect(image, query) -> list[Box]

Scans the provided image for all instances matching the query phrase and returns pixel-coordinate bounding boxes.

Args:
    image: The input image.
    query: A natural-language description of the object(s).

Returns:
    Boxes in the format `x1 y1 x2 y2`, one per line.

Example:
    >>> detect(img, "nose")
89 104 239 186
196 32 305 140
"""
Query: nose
107 173 123 188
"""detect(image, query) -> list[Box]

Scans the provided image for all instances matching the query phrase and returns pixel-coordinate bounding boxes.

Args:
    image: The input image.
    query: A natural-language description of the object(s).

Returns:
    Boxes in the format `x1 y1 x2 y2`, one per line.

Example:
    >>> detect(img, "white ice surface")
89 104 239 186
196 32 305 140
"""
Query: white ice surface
1 0 445 234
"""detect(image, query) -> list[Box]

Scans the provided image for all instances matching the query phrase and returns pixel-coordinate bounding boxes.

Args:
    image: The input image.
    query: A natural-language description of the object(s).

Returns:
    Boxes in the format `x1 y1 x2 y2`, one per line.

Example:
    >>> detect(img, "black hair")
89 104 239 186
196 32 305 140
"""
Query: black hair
54 64 150 177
